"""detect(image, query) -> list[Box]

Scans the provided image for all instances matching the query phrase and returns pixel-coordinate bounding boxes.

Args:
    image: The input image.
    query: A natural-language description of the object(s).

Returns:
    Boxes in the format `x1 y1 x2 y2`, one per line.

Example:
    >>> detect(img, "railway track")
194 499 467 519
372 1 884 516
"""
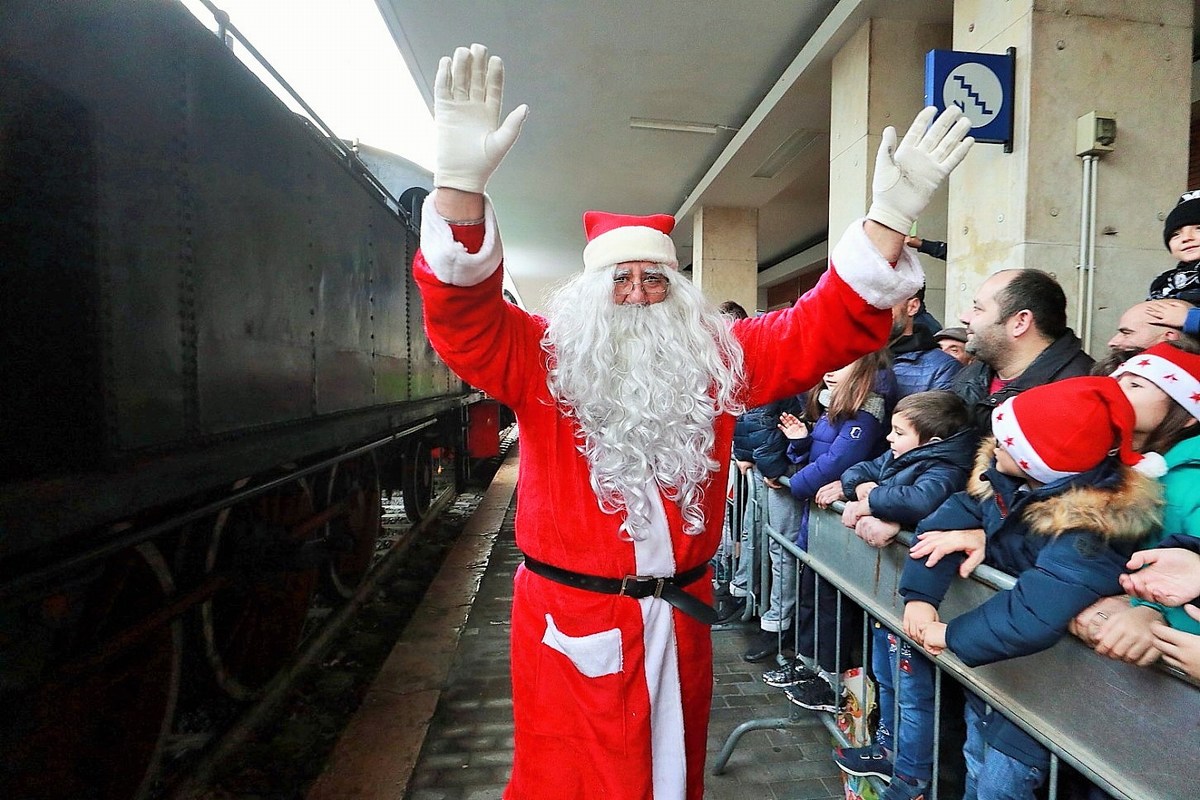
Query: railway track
158 436 512 800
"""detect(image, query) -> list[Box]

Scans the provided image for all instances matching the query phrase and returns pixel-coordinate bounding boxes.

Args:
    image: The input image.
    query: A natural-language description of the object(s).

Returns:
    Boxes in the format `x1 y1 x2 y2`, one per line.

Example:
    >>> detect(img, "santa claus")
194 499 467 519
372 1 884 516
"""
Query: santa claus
414 44 972 800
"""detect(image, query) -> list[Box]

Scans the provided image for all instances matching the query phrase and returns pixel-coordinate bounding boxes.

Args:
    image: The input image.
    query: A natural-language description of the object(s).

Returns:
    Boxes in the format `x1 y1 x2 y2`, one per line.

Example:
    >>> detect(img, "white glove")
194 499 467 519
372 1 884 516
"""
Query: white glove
433 43 529 194
867 105 974 234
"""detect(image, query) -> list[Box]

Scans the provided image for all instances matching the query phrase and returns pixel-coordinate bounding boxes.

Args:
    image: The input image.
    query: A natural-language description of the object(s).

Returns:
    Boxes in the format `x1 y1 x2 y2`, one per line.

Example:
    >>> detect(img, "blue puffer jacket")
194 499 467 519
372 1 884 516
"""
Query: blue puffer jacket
899 442 1162 767
890 328 962 399
839 429 977 527
731 395 806 479
785 394 888 547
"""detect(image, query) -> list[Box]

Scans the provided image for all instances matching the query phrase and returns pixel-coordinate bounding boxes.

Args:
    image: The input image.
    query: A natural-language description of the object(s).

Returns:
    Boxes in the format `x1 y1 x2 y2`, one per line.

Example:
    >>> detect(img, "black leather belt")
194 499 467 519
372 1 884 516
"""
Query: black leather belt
522 554 719 625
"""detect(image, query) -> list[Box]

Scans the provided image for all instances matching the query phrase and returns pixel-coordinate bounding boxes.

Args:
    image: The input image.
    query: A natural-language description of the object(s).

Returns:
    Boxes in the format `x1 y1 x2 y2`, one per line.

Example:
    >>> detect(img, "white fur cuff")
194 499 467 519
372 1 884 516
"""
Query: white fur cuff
419 192 503 286
829 218 924 309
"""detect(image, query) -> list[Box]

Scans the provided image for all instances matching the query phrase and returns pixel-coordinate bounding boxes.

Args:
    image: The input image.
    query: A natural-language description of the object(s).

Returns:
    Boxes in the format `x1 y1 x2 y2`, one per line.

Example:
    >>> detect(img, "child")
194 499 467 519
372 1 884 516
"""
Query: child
762 350 895 709
1072 341 1200 664
1149 190 1200 299
824 391 976 800
900 377 1162 800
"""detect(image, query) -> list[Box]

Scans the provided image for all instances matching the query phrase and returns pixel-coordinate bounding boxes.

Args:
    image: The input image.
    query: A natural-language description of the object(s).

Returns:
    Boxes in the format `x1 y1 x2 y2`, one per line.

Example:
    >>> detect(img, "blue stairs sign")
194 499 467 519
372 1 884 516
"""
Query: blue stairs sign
925 49 1015 149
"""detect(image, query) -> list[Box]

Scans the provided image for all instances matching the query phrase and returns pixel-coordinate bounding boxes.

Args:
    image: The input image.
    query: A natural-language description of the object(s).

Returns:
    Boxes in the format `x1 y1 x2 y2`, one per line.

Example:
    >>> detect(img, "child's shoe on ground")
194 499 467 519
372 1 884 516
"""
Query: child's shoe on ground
783 676 838 712
831 743 893 781
762 657 818 687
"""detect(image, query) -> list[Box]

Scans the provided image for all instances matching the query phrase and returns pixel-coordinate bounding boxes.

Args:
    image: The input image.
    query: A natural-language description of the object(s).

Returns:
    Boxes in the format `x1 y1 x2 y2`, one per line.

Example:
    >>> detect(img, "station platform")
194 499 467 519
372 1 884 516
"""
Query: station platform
309 442 845 800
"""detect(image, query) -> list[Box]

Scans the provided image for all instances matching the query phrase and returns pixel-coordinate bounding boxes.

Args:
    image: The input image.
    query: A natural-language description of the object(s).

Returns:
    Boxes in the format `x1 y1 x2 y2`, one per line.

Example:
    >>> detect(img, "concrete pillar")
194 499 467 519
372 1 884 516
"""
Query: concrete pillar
829 19 953 321
691 206 758 314
947 1 1192 353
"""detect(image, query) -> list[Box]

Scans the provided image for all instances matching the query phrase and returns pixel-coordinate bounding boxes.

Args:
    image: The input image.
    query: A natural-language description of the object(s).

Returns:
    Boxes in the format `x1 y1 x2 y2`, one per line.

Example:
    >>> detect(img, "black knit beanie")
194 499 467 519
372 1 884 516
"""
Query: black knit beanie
1163 189 1200 248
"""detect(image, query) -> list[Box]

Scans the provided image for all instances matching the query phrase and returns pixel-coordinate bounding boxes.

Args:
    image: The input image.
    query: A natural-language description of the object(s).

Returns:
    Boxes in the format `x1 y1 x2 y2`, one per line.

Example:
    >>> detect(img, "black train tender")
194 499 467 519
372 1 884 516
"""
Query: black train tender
0 2 498 797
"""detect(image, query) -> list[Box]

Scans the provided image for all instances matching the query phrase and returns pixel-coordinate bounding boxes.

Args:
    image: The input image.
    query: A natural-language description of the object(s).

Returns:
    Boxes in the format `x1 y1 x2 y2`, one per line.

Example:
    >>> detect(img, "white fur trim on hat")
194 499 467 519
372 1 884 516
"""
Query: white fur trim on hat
583 226 677 271
829 218 924 309
991 397 1080 485
419 191 503 286
1112 353 1200 422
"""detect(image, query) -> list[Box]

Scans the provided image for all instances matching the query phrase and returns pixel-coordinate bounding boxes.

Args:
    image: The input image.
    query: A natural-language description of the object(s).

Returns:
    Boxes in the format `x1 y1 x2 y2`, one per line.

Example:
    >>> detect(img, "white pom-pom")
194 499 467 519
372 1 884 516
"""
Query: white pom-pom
1133 451 1168 479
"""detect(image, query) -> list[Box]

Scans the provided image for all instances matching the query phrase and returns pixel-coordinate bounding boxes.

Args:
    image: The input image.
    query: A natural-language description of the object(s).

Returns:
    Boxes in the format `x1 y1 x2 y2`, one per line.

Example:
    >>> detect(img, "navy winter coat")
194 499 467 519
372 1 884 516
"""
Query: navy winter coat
839 429 977 527
890 328 962 399
731 395 806 479
899 443 1161 767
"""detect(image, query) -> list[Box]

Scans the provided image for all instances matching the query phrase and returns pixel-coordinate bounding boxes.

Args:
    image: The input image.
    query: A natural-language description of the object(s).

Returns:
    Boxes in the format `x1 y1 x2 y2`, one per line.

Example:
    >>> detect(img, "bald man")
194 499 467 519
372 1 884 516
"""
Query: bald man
1107 298 1195 354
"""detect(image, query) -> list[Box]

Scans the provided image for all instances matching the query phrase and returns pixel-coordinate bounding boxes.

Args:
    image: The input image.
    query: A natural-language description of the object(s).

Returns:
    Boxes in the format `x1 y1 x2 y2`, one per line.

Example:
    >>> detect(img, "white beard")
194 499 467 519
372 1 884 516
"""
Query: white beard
542 269 745 541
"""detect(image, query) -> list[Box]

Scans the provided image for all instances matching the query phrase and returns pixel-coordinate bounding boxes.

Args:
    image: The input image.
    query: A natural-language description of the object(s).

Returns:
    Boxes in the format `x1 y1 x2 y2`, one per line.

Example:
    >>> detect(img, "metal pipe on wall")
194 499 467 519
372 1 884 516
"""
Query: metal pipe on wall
1076 155 1097 341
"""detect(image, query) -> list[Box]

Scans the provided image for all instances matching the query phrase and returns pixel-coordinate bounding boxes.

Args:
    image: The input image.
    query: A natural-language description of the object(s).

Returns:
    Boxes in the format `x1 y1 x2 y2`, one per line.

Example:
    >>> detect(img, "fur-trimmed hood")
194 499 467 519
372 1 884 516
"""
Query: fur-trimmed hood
966 437 1163 543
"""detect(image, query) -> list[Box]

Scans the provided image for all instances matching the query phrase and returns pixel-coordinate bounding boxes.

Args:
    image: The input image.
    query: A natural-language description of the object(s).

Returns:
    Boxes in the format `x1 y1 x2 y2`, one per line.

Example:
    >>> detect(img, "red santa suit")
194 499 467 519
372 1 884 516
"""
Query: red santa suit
414 197 923 800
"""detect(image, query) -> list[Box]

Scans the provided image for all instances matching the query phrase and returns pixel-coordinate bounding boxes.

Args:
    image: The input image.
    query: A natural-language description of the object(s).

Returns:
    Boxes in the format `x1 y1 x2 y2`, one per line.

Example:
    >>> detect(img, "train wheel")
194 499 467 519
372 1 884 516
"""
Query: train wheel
323 453 383 599
1 543 182 800
199 479 318 700
401 438 435 522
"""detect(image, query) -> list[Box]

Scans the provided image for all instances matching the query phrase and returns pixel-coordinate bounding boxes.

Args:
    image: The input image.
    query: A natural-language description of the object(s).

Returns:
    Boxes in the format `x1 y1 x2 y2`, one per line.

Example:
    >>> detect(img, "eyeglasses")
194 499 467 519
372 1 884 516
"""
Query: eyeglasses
613 274 669 296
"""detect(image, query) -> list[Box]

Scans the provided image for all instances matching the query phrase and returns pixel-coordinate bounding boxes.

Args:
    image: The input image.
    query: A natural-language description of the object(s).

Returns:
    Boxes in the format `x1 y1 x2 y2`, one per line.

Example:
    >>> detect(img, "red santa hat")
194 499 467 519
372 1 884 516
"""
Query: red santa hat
990 376 1148 484
582 210 678 272
1111 342 1200 423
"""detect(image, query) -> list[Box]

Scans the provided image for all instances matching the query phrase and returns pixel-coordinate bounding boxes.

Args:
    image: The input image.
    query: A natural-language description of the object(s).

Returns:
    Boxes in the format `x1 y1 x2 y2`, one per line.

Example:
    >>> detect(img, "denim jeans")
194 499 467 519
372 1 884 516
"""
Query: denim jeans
872 623 935 782
963 702 1046 800
759 484 802 632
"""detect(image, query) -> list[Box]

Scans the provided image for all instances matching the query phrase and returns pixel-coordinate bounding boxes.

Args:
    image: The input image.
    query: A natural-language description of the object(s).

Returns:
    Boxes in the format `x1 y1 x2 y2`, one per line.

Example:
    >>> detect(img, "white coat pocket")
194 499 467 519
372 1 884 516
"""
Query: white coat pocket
540 613 623 677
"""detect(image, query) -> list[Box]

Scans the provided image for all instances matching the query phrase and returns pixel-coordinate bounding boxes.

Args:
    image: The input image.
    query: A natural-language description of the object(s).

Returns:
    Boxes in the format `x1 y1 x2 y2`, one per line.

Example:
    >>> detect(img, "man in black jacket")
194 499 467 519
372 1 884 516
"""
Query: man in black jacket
953 269 1093 433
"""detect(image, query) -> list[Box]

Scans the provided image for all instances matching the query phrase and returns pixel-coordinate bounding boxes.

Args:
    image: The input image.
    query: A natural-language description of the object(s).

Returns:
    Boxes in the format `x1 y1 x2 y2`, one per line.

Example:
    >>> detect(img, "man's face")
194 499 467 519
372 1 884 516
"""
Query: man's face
1107 302 1174 352
960 273 1013 366
890 296 919 338
612 261 670 306
937 338 970 365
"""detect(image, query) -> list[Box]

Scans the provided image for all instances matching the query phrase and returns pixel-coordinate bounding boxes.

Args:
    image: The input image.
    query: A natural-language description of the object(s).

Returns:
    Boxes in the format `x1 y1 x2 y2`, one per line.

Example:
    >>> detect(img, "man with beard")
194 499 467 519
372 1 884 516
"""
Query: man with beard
953 269 1093 434
413 44 973 800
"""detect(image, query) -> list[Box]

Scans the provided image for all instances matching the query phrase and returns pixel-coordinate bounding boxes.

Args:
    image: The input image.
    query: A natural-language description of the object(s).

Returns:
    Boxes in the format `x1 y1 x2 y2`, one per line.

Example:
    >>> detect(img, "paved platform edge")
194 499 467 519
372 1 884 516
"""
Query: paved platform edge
307 450 520 800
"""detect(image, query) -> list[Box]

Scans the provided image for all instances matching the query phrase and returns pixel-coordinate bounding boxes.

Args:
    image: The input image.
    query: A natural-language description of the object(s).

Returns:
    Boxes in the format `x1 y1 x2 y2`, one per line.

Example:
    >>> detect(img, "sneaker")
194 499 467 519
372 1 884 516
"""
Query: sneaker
880 773 928 800
831 743 893 781
762 657 819 687
783 676 838 712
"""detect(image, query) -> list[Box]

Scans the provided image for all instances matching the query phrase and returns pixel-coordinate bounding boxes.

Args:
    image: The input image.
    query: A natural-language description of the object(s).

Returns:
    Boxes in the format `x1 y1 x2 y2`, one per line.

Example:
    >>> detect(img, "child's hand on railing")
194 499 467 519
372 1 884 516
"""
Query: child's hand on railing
910 528 986 577
854 516 900 548
920 621 948 656
814 480 845 508
903 601 939 643
841 500 865 527
854 482 879 501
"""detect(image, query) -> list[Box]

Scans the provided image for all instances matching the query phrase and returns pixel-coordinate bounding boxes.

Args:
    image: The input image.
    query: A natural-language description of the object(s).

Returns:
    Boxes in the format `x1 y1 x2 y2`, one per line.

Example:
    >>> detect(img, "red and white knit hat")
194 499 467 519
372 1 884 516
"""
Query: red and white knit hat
990 376 1145 484
1111 342 1200 423
582 210 677 271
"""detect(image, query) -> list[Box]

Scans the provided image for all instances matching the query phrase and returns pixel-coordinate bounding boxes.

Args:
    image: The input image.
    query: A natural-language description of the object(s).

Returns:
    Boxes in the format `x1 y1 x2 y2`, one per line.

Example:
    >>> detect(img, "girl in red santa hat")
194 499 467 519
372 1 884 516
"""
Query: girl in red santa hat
1070 340 1200 672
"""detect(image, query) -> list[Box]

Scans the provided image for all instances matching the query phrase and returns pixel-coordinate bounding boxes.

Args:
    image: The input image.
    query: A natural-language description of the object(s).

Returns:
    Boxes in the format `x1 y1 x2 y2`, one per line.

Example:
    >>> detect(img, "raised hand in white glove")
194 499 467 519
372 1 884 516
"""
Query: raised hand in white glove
434 43 529 194
867 105 974 234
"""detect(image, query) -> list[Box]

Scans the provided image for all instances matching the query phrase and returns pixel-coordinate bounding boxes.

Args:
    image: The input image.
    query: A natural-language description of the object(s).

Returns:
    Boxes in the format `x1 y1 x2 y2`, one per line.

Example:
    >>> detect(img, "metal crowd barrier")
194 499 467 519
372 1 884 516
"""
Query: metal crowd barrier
713 497 1197 800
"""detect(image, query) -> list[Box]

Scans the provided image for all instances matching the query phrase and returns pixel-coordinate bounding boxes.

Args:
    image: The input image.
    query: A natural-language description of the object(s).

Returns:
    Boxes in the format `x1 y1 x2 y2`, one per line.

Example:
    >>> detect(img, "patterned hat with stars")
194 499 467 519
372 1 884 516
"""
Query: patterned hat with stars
1112 342 1200 423
991 376 1145 484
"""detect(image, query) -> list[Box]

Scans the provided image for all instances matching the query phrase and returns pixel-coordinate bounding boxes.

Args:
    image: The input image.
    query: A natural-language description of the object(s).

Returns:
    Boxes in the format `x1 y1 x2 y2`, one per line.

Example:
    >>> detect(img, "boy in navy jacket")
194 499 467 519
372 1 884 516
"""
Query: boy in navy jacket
900 377 1162 800
825 391 976 799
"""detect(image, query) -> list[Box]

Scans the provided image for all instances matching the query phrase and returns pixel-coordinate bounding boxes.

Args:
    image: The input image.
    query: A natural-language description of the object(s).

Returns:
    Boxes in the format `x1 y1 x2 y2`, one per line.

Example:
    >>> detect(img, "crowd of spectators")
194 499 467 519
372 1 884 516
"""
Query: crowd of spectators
721 204 1200 800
